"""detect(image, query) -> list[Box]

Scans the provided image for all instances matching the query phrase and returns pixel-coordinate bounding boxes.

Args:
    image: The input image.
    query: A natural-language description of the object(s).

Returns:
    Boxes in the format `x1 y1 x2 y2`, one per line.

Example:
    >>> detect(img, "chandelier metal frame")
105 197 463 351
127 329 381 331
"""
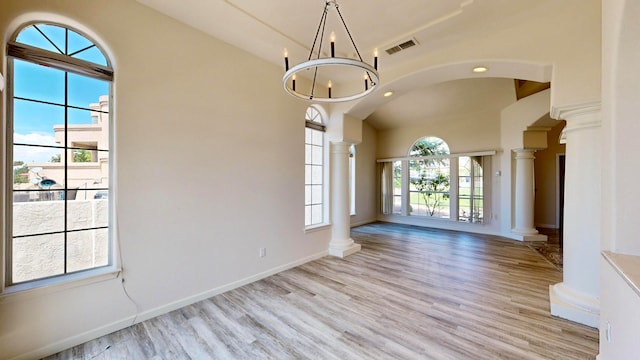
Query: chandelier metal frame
282 0 379 103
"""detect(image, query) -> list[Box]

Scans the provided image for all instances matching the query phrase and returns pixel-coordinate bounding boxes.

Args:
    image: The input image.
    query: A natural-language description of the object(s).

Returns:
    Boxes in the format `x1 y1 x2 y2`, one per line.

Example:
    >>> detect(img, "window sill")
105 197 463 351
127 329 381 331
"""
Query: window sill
0 266 121 303
304 223 332 234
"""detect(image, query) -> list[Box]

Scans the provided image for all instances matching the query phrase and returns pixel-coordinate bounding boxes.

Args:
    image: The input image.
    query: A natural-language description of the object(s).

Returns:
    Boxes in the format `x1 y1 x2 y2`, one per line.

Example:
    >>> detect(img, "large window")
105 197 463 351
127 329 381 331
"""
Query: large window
6 23 113 287
409 137 451 219
379 136 490 224
458 156 484 223
304 106 326 227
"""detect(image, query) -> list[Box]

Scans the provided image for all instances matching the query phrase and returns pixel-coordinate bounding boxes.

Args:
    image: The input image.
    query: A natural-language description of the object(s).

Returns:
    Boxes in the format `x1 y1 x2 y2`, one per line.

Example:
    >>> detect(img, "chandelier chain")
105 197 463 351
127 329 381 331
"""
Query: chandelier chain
310 3 330 99
334 5 364 62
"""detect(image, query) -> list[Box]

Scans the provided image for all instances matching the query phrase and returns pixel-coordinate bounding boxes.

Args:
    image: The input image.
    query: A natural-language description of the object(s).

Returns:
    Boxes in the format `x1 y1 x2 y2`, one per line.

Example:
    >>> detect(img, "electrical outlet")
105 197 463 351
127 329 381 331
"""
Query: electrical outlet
259 247 266 257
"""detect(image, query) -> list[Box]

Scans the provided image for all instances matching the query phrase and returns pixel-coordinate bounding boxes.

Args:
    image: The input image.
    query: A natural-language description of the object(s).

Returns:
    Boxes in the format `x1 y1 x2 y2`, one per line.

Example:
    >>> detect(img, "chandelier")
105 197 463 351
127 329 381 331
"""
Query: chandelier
282 0 379 103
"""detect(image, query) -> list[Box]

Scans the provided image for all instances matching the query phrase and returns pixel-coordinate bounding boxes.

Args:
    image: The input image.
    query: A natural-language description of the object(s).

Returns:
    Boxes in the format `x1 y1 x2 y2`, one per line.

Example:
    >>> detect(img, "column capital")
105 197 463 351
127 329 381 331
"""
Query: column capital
513 148 536 159
551 101 601 133
329 142 353 154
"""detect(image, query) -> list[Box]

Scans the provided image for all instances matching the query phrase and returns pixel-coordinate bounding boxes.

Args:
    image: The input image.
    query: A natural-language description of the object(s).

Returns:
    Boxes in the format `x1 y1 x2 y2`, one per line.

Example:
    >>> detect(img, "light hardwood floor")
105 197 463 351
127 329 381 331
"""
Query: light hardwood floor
46 222 599 359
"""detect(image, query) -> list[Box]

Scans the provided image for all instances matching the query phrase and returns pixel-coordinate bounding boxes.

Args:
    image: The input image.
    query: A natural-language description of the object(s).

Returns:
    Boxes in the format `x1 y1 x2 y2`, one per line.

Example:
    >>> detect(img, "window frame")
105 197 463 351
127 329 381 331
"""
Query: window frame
377 137 494 226
3 22 116 293
408 137 452 219
304 106 328 229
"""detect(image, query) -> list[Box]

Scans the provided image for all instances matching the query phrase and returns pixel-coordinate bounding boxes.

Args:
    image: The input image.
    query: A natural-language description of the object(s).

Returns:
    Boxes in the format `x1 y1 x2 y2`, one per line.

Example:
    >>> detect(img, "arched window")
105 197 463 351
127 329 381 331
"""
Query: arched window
408 137 451 218
304 106 326 227
6 23 113 287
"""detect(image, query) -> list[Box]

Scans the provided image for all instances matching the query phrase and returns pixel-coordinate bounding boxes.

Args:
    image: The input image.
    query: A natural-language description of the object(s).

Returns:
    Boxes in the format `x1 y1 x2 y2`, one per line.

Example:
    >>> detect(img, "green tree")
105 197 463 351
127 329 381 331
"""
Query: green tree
13 163 29 184
409 137 451 216
50 154 61 162
413 172 449 216
73 149 92 162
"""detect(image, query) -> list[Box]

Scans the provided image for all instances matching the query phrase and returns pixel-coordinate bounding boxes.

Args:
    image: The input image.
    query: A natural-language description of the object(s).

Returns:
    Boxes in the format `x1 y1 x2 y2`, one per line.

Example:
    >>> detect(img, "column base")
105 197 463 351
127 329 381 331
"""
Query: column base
549 283 599 328
328 240 361 258
511 228 547 242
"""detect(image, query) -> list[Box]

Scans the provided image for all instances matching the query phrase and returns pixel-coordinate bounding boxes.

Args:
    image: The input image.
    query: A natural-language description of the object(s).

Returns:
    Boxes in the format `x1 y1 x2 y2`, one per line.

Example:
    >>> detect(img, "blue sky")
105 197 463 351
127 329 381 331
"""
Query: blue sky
13 24 109 163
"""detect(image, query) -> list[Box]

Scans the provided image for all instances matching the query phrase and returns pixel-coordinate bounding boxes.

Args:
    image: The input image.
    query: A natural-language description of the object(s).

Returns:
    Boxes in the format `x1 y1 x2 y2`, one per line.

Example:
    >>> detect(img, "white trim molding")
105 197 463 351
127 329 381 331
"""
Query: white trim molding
550 283 600 328
550 101 601 125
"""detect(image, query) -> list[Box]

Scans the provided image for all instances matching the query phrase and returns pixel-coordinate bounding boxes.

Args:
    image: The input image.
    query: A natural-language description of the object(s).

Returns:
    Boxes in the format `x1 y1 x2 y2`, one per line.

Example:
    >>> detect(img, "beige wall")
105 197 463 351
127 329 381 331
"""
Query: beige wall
0 1 331 358
351 121 377 227
375 107 503 159
534 121 566 229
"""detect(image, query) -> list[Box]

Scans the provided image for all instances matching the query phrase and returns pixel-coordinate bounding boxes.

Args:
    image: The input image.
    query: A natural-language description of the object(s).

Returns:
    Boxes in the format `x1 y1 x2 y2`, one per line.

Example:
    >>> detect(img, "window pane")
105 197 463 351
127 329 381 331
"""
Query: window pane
67 228 109 273
311 165 322 184
305 128 312 144
311 204 323 224
13 59 65 104
68 73 109 109
13 98 64 143
15 156 64 189
13 199 65 237
311 130 323 146
72 46 108 66
67 191 109 230
305 185 312 205
305 165 312 184
305 206 312 226
393 196 402 214
12 145 62 180
67 29 108 66
311 185 323 204
37 24 66 53
311 145 323 165
67 29 93 55
12 233 65 283
305 144 312 164
15 26 61 53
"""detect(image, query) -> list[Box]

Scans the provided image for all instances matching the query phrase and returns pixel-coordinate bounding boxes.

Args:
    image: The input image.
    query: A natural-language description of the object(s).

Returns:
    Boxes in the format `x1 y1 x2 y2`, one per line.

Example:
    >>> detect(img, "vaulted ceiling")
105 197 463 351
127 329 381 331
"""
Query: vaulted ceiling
136 0 555 129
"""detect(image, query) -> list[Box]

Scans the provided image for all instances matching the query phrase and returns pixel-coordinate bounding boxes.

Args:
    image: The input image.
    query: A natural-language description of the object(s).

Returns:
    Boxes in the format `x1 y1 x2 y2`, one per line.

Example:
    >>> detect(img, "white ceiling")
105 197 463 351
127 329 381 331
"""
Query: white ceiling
136 0 554 129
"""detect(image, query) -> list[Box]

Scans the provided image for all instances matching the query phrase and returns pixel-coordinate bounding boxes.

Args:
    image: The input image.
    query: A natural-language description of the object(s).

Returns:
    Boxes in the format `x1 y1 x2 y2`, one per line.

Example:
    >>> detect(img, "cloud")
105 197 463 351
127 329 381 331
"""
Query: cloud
13 133 60 164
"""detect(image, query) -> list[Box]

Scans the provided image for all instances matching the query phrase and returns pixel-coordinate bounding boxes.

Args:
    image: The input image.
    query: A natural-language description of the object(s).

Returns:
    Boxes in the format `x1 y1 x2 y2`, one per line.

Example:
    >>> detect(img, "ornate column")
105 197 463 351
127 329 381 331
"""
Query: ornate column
329 142 361 258
549 103 601 327
512 149 539 237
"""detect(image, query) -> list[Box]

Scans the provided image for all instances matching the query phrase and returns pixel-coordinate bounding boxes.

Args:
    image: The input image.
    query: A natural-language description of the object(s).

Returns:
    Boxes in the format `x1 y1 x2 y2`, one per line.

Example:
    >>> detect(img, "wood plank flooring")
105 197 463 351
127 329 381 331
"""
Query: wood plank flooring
45 222 599 359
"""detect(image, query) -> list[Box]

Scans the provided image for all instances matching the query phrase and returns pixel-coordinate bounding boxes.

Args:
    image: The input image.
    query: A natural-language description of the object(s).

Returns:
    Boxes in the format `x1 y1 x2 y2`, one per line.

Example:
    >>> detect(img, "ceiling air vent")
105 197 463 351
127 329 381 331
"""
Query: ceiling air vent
385 39 417 55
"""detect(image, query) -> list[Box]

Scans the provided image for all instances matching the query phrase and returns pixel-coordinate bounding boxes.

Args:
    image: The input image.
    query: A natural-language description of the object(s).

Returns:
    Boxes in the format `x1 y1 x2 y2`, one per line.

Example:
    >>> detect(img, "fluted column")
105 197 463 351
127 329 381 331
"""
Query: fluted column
549 104 601 328
329 142 361 258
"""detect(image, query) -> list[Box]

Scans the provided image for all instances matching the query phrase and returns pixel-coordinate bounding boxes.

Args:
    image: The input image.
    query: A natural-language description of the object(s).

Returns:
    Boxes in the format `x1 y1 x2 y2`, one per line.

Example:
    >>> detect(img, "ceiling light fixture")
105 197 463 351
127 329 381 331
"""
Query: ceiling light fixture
384 91 394 97
472 66 489 73
282 0 379 102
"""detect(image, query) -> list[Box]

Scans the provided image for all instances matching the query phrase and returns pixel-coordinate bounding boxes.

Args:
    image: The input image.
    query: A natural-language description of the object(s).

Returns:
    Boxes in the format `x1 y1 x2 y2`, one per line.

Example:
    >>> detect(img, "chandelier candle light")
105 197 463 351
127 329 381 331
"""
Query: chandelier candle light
282 0 380 102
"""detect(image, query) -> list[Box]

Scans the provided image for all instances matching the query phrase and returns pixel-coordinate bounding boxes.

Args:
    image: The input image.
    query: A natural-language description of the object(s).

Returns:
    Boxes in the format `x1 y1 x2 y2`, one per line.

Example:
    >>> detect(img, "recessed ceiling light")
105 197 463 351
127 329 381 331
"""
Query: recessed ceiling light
472 66 488 73
384 91 394 97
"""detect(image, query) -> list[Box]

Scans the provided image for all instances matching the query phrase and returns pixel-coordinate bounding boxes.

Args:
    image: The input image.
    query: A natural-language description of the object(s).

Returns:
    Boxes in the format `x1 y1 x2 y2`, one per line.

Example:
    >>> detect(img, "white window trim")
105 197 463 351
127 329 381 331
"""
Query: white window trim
379 150 496 224
4 22 115 291
1 265 120 302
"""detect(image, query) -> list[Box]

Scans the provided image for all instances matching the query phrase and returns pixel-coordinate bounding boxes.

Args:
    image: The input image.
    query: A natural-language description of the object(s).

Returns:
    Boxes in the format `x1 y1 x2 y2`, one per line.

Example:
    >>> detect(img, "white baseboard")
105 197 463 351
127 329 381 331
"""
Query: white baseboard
135 249 328 324
14 250 329 360
10 316 136 360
